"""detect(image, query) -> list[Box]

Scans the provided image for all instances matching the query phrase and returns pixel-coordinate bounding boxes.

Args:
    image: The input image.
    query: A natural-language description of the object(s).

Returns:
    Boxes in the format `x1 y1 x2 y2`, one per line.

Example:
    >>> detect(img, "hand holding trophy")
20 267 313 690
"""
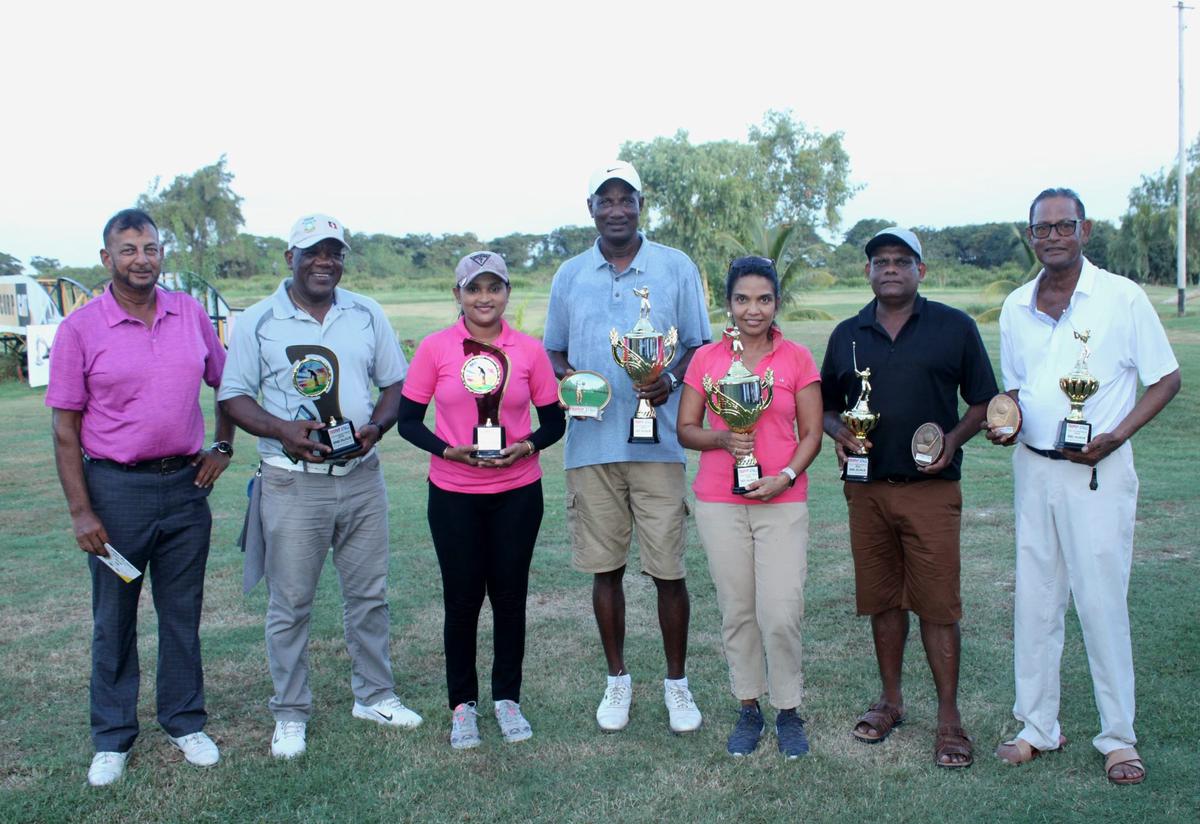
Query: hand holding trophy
461 338 510 459
611 287 678 444
702 326 775 494
287 344 361 460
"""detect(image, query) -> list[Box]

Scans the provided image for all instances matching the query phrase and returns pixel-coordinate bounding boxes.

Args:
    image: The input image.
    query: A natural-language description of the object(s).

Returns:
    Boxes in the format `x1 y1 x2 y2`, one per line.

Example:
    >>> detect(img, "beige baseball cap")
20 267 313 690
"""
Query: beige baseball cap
454 251 510 288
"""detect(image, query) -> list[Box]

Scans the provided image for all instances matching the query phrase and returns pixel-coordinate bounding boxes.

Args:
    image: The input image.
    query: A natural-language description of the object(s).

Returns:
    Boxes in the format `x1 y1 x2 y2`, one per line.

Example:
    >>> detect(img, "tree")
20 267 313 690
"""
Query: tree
0 252 24 276
138 155 244 279
29 256 61 275
1108 136 1200 284
620 110 857 301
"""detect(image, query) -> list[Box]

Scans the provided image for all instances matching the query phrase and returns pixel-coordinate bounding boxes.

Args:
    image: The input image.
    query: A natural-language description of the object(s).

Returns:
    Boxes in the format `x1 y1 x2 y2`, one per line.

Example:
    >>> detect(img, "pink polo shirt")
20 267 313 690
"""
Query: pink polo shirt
402 317 559 494
683 331 820 504
45 285 226 463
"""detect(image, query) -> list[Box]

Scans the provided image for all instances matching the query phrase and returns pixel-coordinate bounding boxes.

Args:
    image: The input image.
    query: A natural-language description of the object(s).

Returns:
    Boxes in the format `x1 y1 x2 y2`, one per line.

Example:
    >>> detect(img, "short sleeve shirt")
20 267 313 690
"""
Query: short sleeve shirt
999 259 1179 450
218 280 408 461
402 317 560 494
820 296 998 481
45 285 226 463
684 331 820 504
543 233 711 470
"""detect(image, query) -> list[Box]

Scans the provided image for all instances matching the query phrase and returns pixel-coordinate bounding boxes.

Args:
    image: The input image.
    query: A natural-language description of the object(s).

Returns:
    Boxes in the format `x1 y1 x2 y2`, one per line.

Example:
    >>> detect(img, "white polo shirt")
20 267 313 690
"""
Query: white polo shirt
999 258 1178 450
219 279 408 461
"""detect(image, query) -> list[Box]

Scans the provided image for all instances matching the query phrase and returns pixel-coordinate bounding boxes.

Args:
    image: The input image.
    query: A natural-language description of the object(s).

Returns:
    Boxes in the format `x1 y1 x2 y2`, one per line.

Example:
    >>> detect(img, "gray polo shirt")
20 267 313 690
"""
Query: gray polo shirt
544 233 710 469
219 279 408 461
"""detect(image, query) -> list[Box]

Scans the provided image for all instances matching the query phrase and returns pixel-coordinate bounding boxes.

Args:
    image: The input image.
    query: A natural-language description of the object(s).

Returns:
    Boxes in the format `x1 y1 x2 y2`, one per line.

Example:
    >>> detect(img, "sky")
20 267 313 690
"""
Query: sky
3 0 1197 268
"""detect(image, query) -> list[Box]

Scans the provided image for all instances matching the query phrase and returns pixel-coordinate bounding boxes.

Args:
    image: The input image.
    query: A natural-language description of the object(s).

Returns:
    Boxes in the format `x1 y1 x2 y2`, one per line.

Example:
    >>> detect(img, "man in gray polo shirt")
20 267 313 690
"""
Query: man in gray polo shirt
219 213 421 759
544 161 711 733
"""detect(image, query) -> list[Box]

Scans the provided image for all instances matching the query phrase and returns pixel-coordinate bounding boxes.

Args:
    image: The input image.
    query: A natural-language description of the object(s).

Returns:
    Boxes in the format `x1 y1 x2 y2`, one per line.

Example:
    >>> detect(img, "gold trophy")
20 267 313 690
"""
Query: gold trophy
611 286 678 444
841 341 880 482
702 326 775 494
1054 329 1100 451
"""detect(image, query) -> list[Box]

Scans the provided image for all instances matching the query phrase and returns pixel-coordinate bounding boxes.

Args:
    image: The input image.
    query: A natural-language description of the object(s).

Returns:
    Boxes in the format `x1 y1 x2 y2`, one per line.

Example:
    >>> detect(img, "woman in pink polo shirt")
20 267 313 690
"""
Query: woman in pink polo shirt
677 256 822 759
396 251 565 750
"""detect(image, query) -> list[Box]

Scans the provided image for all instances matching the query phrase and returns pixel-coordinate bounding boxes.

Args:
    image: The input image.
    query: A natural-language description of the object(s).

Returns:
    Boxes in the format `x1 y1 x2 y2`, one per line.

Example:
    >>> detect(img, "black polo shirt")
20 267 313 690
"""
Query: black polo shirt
820 295 997 481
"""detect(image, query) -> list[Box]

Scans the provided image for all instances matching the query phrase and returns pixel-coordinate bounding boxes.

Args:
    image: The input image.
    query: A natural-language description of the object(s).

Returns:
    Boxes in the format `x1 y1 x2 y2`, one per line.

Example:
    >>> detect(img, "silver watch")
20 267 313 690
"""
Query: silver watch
666 372 680 393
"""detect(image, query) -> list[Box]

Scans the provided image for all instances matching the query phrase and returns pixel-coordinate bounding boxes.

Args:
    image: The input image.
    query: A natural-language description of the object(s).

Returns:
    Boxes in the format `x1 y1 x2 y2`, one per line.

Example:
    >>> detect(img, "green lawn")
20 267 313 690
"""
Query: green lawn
0 287 1195 823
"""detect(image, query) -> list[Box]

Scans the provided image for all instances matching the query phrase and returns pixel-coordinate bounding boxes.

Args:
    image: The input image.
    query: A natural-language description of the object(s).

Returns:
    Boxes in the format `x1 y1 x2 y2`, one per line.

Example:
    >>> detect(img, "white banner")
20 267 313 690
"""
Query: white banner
26 323 58 388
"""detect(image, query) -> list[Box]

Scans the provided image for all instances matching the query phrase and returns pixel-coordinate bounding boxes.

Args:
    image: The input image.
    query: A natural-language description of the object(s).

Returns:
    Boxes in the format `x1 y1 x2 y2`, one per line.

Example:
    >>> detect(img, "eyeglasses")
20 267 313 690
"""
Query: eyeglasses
1029 220 1082 239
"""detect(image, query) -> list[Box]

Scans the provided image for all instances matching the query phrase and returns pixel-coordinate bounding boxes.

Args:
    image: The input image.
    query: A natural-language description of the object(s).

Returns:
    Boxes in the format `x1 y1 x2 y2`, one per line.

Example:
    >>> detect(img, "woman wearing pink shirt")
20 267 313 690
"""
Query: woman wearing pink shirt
677 256 822 759
396 252 565 749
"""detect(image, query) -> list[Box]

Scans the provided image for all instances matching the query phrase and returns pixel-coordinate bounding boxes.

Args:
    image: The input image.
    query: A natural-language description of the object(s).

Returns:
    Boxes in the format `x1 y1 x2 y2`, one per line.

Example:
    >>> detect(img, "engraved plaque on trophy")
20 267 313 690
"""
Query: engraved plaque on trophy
286 344 361 459
911 422 945 467
840 341 880 482
461 338 510 459
558 370 613 420
610 287 678 444
702 326 775 494
1054 329 1100 451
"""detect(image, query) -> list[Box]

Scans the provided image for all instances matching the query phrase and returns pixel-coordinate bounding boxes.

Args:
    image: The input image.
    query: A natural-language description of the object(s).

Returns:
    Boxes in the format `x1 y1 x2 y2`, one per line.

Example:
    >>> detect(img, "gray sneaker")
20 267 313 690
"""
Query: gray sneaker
493 699 533 743
450 702 481 750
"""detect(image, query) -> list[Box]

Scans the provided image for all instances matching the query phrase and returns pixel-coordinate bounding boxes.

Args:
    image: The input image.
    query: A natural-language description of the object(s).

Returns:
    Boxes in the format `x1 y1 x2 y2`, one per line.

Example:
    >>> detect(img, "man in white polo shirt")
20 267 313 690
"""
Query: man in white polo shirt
219 214 421 758
986 188 1180 785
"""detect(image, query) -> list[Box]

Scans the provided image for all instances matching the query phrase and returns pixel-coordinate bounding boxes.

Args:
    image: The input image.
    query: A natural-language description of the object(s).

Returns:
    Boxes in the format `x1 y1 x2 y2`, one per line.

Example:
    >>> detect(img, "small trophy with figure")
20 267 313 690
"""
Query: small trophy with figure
841 341 880 482
1055 329 1100 451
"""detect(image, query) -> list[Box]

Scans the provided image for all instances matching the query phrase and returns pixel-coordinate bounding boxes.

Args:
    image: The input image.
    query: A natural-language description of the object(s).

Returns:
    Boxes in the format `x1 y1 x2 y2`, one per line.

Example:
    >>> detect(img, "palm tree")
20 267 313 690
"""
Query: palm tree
719 217 833 319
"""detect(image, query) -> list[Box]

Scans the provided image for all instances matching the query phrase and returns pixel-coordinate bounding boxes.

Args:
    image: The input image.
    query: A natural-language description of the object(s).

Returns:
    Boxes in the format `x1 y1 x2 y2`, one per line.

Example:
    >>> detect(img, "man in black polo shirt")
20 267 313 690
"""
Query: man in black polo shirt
820 226 996 769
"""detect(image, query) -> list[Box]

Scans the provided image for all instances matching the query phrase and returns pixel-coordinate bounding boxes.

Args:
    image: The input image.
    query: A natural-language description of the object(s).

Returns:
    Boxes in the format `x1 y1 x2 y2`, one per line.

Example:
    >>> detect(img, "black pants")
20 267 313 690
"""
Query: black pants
85 461 212 752
427 479 543 709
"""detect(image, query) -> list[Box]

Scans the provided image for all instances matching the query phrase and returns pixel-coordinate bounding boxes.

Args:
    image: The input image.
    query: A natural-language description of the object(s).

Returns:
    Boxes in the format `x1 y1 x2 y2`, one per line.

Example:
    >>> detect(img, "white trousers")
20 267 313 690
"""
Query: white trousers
1011 444 1139 755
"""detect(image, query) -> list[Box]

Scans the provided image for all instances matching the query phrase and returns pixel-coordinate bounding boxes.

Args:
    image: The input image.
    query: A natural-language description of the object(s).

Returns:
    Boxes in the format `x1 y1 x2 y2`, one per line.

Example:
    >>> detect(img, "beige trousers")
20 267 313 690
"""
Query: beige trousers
694 499 809 709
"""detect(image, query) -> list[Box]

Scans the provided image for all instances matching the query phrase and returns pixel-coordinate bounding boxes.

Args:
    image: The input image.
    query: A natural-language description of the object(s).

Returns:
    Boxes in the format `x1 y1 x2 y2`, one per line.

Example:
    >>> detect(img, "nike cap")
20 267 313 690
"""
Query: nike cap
588 161 642 197
455 251 511 288
864 226 922 261
288 214 350 250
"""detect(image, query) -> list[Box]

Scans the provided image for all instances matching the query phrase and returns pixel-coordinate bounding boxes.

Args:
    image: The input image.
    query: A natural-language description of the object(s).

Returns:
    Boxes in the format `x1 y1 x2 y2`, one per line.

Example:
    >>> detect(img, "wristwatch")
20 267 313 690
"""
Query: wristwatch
211 441 233 456
666 372 680 393
780 466 797 487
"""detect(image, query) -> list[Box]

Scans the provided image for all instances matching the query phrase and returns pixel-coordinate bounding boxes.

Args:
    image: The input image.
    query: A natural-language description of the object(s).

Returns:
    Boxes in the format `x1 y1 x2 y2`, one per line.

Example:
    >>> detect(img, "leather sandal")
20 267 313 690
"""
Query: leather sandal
851 702 905 744
995 733 1067 765
934 724 973 768
1104 747 1146 785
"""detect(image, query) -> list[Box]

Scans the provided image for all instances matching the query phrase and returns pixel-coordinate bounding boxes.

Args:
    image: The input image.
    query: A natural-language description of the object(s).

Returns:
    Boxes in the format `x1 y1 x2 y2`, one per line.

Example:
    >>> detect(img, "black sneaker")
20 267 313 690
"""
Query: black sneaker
776 708 809 759
726 704 765 756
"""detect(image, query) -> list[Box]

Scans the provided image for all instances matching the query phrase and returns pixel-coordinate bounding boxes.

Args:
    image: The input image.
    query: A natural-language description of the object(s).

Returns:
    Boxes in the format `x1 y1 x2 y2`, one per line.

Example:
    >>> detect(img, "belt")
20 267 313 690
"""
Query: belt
883 475 929 484
84 454 196 474
1024 444 1067 461
261 453 366 477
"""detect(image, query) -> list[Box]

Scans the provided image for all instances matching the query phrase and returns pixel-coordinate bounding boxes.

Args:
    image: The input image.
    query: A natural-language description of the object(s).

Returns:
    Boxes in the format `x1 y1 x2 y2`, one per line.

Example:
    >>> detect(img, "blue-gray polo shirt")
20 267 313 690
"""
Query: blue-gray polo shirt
218 279 408 461
544 233 711 470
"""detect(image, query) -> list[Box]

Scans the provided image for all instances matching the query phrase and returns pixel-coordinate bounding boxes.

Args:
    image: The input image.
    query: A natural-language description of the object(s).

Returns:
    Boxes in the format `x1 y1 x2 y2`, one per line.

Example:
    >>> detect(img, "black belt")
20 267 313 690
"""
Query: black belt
1025 445 1067 461
85 454 196 474
883 475 930 484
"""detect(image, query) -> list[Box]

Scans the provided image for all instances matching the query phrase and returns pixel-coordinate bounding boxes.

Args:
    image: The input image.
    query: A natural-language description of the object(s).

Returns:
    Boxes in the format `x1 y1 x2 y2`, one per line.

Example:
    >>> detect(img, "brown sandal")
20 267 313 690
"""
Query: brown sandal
1104 747 1146 785
934 724 974 768
851 702 905 744
995 734 1067 765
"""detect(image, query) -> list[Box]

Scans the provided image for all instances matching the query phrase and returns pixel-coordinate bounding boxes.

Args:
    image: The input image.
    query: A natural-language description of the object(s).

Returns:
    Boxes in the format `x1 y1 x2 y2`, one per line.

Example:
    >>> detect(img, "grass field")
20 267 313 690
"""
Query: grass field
0 286 1195 823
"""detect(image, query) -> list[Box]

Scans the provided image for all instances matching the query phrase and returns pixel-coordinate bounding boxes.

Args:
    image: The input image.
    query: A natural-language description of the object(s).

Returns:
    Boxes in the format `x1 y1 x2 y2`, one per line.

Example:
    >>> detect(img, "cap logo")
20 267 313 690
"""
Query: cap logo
302 218 316 232
469 253 492 266
606 166 622 173
328 221 338 230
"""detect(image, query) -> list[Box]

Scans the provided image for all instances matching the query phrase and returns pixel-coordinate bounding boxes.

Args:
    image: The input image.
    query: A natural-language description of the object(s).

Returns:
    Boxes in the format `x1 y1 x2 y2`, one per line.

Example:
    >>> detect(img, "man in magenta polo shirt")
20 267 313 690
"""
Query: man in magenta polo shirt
47 208 234 787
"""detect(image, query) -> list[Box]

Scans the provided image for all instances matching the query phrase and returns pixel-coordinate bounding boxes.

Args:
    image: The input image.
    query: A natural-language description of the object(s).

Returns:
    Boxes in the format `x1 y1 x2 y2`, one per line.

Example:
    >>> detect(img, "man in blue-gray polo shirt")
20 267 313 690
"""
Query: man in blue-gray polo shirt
219 213 422 760
544 161 711 734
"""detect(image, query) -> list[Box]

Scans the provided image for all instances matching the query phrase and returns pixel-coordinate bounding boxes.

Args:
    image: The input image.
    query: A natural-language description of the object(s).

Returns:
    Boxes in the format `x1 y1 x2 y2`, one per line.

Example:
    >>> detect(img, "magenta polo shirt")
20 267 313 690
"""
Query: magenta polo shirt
683 331 820 504
402 317 559 494
45 284 226 464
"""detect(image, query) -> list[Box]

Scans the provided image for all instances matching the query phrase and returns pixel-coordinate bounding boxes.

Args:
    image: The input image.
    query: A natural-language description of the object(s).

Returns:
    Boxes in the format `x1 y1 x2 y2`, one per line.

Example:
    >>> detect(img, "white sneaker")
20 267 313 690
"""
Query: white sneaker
271 720 307 759
664 679 702 733
87 751 128 786
494 699 533 743
596 674 633 732
352 696 423 729
450 702 481 750
168 731 219 766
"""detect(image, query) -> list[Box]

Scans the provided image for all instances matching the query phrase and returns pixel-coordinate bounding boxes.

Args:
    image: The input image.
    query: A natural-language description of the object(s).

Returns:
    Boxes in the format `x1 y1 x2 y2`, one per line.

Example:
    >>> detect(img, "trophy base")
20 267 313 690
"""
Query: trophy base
628 416 659 444
472 424 507 460
843 453 871 483
319 419 361 460
732 463 761 495
1054 419 1092 451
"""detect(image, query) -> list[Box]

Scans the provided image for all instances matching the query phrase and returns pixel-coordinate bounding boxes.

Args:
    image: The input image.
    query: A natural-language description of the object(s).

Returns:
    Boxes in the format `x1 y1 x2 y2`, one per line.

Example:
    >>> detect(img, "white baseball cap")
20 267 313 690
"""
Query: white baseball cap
288 214 350 250
865 226 922 261
588 161 642 197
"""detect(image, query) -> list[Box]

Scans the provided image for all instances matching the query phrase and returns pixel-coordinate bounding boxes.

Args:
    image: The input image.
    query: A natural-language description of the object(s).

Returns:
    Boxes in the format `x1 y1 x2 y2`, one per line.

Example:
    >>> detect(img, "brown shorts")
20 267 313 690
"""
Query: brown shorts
566 462 688 580
844 479 962 624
